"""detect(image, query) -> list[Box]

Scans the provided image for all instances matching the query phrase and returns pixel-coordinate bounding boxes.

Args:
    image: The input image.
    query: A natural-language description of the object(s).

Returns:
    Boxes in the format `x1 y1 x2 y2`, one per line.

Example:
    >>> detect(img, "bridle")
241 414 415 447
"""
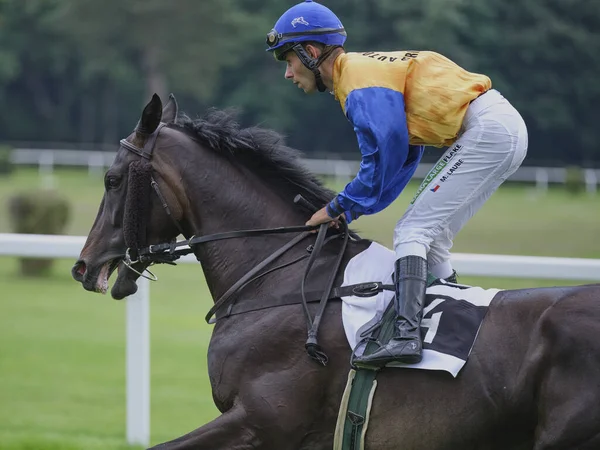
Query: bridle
117 122 366 366
118 123 185 280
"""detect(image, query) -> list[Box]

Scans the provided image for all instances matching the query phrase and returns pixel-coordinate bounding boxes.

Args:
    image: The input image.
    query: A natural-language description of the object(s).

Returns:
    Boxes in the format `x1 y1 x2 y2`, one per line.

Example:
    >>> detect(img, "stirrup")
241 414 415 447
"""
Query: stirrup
350 336 385 371
352 335 423 368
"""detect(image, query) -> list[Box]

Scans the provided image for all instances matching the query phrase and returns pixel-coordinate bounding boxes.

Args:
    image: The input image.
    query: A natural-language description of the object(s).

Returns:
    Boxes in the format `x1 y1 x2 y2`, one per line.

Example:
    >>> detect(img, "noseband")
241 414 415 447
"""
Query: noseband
117 123 366 366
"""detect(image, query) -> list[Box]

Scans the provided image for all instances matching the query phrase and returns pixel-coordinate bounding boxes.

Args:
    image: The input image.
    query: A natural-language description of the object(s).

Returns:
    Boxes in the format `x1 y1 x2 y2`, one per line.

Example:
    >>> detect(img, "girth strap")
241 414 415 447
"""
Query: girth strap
213 281 395 320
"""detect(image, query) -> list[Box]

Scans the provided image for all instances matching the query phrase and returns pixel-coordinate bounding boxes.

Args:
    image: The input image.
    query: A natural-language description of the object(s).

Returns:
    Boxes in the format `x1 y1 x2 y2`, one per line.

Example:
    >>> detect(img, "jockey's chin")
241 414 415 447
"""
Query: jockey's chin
293 77 318 94
300 82 318 94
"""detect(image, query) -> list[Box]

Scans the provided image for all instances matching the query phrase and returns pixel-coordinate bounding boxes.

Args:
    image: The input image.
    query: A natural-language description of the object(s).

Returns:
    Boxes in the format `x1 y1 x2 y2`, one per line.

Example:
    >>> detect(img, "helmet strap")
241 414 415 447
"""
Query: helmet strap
291 43 328 92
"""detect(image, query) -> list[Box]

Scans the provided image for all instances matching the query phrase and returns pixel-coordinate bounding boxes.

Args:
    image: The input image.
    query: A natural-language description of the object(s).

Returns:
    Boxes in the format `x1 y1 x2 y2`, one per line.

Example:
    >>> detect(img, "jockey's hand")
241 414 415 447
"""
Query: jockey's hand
306 206 340 231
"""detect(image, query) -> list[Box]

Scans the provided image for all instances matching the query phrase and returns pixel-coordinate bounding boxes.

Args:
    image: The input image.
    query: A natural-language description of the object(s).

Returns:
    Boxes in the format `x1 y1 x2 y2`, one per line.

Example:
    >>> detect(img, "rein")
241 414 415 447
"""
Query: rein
118 123 356 365
135 225 321 263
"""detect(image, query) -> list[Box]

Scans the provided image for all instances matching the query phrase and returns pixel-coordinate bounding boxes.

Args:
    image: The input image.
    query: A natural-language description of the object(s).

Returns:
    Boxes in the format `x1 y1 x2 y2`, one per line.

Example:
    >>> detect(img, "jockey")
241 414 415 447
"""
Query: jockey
266 0 528 368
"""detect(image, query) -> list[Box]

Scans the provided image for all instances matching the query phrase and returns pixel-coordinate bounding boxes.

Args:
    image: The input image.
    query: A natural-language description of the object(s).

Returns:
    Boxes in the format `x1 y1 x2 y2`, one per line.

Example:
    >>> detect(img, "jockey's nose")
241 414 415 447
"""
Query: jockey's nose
284 65 294 80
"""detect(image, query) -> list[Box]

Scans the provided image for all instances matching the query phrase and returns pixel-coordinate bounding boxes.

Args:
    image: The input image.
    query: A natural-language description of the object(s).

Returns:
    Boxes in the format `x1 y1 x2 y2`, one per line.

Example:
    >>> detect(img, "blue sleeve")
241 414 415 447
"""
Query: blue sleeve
326 87 419 223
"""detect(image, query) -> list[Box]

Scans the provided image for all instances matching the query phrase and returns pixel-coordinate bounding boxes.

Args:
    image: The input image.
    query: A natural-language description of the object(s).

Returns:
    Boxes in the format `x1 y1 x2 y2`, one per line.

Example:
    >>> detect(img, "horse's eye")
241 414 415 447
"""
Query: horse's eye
105 176 120 190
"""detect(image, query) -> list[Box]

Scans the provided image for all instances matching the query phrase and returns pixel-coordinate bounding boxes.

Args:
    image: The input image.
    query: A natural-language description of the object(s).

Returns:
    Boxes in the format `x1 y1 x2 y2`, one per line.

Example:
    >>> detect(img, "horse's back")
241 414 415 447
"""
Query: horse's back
365 283 600 450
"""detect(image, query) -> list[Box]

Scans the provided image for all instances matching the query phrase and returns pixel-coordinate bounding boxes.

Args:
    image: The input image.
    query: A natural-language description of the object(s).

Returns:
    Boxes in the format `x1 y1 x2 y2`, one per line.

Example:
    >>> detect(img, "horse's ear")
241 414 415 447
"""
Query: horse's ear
136 93 163 136
162 93 179 124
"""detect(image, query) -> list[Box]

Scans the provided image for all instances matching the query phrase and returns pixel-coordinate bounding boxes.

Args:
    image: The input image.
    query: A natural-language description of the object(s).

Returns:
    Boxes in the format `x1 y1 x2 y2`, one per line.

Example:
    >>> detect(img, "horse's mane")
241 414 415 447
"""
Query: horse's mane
170 109 336 209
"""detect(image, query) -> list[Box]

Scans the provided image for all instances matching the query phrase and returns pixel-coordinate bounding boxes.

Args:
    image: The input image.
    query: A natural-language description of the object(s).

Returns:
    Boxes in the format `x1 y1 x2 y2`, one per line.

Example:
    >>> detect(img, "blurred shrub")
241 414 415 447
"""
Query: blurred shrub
8 189 71 276
0 145 13 175
564 166 585 195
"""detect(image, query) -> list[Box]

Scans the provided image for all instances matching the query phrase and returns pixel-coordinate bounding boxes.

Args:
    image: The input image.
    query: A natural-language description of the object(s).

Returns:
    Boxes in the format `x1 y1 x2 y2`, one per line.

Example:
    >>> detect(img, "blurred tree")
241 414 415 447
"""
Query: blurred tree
0 0 598 166
221 0 600 165
49 0 269 143
55 0 263 103
0 0 83 141
459 0 600 165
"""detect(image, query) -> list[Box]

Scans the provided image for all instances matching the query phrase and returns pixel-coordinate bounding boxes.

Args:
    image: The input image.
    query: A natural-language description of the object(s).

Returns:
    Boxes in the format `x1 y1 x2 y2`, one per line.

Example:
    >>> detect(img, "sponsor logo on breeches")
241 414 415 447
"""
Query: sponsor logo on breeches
439 159 464 183
411 144 463 203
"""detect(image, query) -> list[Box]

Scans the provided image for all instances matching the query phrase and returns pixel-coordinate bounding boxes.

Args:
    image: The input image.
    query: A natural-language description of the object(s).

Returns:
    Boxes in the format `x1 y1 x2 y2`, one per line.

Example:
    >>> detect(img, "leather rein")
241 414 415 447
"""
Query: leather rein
117 123 387 366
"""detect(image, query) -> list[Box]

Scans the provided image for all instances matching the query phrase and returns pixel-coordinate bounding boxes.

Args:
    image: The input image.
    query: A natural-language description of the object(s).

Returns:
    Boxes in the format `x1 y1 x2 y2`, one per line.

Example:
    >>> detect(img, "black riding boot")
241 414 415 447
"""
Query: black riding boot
354 255 427 368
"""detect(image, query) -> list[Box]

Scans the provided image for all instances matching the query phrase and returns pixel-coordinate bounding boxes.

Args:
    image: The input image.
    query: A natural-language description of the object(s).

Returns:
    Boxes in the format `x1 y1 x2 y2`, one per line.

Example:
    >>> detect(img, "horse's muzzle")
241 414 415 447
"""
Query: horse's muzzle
71 258 122 295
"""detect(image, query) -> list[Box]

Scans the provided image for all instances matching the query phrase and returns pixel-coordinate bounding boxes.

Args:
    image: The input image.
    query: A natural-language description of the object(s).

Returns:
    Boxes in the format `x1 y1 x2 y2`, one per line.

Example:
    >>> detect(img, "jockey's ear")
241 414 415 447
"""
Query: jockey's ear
304 43 322 60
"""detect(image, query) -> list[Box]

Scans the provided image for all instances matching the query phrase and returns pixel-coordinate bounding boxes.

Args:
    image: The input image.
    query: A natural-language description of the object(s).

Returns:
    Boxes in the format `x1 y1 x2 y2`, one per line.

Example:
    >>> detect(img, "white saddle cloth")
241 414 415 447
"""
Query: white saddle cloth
340 242 501 377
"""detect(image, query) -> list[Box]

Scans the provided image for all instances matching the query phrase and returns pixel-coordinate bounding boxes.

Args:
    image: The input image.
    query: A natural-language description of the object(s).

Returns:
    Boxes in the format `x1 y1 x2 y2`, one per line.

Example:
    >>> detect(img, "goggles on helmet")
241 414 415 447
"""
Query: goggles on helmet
266 27 346 61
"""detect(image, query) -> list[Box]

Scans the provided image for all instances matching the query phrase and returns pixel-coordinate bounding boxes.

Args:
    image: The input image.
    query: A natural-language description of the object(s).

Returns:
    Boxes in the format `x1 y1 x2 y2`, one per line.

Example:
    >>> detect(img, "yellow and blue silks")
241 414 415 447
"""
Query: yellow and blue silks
326 51 491 223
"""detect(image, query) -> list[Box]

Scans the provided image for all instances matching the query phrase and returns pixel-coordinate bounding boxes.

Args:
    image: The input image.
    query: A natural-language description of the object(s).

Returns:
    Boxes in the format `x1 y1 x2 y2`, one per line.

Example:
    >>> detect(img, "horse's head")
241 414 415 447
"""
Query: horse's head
72 93 187 299
73 93 341 301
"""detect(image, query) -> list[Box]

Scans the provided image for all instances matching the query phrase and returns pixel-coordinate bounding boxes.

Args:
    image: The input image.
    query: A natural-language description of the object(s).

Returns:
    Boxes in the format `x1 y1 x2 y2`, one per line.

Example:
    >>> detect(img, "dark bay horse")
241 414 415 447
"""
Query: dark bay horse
72 94 600 450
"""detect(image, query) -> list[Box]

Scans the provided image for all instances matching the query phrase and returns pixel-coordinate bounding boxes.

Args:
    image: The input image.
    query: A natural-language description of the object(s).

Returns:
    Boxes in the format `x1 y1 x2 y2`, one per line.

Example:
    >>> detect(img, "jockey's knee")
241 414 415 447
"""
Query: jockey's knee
393 223 435 251
393 239 429 260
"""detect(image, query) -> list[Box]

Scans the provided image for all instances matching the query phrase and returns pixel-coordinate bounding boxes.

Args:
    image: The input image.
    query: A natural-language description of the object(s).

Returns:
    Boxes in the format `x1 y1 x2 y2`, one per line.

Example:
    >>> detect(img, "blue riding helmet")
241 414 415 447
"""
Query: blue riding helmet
266 0 347 62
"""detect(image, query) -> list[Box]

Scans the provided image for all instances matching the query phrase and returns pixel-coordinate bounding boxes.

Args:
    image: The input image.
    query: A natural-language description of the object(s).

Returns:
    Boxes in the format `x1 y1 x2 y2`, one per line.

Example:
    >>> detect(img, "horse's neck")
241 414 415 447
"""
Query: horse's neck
186 170 310 301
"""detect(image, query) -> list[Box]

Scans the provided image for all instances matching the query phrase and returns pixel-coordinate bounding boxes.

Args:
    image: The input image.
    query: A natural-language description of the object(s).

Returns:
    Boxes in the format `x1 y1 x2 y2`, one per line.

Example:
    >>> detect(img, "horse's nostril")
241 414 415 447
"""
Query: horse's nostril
72 260 87 281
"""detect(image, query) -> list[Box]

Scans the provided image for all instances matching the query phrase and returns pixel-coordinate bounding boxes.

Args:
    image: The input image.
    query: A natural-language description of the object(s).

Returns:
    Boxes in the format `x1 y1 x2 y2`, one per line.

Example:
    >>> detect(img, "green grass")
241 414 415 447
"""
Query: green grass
0 258 218 449
0 168 598 449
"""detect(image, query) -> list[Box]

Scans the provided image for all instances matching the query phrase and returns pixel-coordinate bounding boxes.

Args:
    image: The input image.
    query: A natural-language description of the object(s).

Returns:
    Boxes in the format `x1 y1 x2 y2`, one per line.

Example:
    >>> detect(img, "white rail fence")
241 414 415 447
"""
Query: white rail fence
9 148 600 194
1 232 600 447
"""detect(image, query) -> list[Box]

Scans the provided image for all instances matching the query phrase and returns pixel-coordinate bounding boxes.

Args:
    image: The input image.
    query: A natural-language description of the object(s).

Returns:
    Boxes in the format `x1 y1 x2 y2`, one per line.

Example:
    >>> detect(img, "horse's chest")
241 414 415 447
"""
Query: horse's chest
206 317 274 409
207 336 247 407
206 309 312 413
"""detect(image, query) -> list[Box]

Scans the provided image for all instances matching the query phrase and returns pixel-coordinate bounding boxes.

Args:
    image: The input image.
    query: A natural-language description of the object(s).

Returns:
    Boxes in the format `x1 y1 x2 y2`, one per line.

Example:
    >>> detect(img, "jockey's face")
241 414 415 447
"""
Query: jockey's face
284 50 317 94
